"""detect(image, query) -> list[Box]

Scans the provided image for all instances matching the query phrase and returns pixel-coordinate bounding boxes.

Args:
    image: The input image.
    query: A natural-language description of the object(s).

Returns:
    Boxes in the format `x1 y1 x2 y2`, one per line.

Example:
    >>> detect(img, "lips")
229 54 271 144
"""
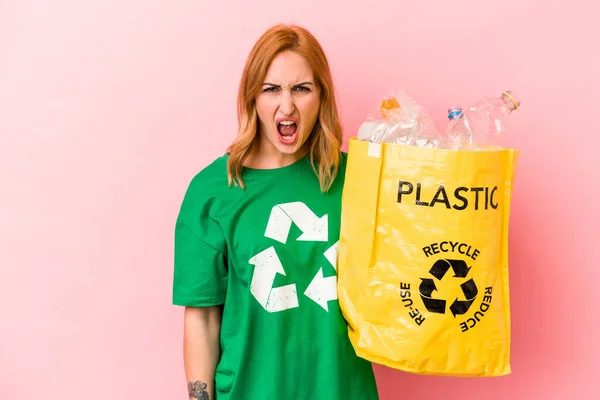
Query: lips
276 117 298 145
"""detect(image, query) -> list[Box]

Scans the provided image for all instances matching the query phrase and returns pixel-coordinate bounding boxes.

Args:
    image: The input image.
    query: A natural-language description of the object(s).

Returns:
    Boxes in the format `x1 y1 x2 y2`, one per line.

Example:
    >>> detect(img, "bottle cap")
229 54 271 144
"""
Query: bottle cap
381 97 400 111
447 107 463 120
502 91 520 111
380 97 402 121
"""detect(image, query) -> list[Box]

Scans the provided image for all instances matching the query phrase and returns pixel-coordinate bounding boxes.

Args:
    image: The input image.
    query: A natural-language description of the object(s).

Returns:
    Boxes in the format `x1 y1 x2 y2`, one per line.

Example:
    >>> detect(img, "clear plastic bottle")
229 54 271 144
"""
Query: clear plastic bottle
444 107 471 150
444 91 521 150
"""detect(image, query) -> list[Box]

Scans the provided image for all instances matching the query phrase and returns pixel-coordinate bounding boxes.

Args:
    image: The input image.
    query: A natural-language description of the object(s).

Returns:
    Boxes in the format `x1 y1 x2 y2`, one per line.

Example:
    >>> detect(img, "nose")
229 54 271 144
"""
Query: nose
278 89 296 116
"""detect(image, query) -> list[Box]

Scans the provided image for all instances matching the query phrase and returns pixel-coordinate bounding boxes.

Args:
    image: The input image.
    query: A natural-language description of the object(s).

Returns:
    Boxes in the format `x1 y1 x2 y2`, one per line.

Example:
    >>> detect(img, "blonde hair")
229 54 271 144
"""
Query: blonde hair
226 24 343 192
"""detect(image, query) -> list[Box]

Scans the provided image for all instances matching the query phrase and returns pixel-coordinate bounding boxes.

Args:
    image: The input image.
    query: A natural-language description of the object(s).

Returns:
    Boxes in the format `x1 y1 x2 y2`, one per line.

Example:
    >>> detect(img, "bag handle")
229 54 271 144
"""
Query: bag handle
341 139 384 276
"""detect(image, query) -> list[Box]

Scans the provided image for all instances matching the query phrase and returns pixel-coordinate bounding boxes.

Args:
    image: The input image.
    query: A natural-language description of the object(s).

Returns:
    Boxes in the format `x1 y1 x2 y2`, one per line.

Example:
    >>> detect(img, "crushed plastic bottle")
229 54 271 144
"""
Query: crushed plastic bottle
443 91 521 150
356 90 441 147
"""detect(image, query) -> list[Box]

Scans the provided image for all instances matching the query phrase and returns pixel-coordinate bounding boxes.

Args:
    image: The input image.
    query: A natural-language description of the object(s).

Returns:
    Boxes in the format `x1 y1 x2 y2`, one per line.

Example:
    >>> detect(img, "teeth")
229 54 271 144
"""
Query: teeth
279 121 295 125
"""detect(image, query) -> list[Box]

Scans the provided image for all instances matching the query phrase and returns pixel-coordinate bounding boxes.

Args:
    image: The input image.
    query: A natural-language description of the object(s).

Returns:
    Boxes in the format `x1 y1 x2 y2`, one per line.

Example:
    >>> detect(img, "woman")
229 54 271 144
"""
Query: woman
172 24 379 400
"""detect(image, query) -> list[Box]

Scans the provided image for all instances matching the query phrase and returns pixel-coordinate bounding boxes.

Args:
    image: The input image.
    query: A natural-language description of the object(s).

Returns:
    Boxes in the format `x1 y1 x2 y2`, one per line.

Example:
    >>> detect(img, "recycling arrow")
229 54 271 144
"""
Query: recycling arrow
304 241 339 311
249 246 299 313
304 267 337 311
419 278 446 314
323 240 338 270
449 278 478 317
264 202 328 244
429 259 471 280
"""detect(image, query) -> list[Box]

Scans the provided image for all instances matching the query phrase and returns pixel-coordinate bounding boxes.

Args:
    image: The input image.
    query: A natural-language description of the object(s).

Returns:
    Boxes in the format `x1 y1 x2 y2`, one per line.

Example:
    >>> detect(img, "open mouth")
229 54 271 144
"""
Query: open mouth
277 120 298 144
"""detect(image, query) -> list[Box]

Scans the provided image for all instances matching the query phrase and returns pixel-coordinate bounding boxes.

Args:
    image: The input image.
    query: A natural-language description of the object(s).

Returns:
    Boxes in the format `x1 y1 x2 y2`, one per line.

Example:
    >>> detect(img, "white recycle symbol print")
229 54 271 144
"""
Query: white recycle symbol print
249 201 339 313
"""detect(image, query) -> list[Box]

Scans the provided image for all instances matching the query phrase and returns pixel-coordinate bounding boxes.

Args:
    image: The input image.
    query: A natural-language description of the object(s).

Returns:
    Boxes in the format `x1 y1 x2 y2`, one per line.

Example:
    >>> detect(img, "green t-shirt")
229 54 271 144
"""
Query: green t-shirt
172 152 379 400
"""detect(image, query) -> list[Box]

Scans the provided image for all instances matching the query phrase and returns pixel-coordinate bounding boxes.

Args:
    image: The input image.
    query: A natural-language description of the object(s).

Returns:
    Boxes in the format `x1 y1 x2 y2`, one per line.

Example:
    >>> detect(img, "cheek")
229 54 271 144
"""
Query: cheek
255 99 275 126
300 96 321 123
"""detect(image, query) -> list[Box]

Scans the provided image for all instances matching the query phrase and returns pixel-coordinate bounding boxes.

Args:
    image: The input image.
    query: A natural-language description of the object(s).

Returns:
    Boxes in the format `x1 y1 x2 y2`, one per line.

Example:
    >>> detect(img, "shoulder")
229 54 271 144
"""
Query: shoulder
178 154 230 218
186 154 229 195
320 150 348 194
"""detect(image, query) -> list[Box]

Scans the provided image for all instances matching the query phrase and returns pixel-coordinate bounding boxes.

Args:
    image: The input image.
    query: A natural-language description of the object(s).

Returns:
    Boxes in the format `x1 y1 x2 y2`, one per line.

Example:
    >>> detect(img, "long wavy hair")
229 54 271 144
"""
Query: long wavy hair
226 24 343 193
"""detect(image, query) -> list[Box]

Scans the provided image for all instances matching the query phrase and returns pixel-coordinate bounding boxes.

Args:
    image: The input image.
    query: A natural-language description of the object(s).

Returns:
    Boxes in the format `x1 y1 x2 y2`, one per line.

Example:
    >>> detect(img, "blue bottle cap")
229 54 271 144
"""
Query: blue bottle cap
447 107 463 120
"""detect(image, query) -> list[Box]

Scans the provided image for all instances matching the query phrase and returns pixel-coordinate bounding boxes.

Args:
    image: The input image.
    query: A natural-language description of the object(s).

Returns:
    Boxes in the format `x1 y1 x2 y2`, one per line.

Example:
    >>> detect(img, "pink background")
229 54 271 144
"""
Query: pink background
1 0 598 399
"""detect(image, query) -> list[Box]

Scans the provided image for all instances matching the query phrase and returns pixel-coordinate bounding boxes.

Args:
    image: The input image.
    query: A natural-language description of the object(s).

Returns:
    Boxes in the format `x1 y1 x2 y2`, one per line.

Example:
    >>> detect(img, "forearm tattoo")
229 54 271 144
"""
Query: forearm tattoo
188 380 209 400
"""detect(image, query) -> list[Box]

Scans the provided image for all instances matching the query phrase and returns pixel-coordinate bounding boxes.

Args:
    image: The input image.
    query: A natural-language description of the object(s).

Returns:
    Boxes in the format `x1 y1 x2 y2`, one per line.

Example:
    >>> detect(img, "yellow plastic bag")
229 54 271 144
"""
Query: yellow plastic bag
338 138 518 377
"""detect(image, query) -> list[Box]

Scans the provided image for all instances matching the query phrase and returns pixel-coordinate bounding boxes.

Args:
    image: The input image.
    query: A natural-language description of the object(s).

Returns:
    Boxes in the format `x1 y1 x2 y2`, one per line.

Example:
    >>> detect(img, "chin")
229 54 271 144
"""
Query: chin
271 142 299 155
272 132 307 154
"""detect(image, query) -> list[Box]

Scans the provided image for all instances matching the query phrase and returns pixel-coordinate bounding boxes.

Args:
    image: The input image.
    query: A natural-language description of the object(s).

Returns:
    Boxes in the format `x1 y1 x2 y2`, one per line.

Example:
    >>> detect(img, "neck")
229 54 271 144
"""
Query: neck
245 139 309 170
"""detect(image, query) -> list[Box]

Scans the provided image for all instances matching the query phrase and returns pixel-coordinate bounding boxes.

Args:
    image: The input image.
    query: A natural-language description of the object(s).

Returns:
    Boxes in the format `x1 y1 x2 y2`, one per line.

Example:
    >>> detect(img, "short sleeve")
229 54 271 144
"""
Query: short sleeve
172 174 228 307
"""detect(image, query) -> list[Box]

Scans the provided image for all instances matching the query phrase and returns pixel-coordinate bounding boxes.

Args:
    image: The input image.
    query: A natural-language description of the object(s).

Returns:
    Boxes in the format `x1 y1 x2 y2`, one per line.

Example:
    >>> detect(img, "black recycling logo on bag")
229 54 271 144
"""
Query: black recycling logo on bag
419 259 478 317
399 242 496 332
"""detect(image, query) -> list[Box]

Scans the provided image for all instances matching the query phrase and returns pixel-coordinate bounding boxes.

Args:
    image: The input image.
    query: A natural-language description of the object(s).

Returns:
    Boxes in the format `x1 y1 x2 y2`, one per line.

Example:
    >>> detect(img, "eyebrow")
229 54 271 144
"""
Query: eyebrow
262 81 314 86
